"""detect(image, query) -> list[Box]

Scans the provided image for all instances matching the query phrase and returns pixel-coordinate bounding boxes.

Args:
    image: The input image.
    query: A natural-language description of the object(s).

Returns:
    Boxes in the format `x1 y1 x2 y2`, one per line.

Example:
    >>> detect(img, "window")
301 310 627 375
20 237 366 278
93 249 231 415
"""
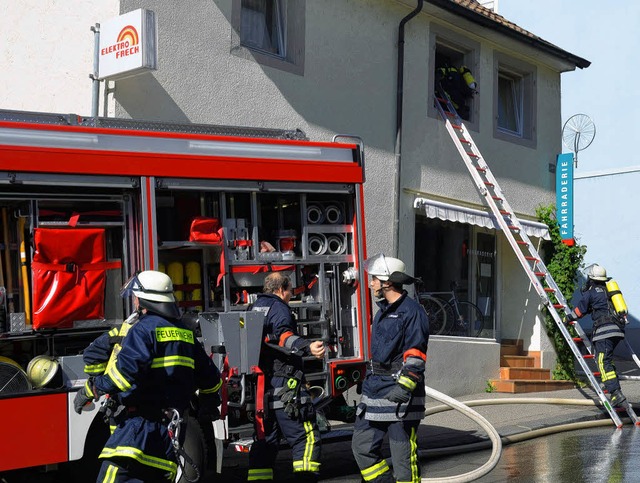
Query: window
497 69 523 135
240 0 286 57
427 26 479 130
231 0 305 76
493 53 536 147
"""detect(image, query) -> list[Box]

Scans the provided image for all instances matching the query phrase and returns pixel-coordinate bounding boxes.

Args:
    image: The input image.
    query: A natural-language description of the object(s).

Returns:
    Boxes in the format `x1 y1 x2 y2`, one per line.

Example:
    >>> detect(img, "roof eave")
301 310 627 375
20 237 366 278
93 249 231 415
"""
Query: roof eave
426 0 591 69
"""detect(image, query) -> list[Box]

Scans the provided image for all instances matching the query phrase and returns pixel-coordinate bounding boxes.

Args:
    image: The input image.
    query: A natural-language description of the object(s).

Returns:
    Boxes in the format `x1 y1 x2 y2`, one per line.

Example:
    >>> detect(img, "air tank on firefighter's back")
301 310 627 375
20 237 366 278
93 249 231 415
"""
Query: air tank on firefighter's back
606 279 628 317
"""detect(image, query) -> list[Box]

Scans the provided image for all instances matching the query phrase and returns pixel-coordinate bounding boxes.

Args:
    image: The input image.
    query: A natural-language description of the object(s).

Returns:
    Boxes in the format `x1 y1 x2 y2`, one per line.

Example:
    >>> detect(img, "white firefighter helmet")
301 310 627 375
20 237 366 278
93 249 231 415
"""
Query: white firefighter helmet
120 270 176 303
586 264 608 281
363 254 406 281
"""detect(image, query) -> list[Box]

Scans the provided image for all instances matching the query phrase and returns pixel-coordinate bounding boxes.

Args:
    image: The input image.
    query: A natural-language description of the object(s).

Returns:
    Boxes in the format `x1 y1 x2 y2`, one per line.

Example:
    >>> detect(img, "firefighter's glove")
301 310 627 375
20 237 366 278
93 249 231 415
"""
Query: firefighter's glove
74 378 99 414
565 312 578 323
280 375 302 419
197 391 221 421
386 369 421 404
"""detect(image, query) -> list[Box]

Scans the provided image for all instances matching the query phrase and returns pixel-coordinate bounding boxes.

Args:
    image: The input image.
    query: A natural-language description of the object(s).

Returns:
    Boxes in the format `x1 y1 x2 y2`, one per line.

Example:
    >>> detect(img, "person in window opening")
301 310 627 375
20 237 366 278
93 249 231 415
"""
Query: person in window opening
74 270 222 482
566 264 627 407
248 271 326 482
351 254 429 483
435 64 477 120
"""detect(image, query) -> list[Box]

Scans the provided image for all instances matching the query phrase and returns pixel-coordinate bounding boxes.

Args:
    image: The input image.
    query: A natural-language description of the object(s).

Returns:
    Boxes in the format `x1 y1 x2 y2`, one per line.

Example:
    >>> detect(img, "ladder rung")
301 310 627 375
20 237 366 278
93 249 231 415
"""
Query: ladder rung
466 153 479 158
525 256 539 261
583 354 594 359
507 225 520 231
458 138 471 144
452 123 462 130
476 167 487 173
552 303 564 309
594 372 601 377
535 272 546 277
544 288 555 292
484 182 495 187
491 196 503 201
572 337 583 342
499 210 510 215
517 240 528 245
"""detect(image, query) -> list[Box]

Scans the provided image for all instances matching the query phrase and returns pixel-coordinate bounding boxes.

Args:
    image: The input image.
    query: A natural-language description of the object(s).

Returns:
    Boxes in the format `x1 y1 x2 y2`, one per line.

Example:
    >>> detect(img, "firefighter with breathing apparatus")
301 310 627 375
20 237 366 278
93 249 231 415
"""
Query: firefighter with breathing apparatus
74 270 222 482
566 264 628 407
351 254 429 483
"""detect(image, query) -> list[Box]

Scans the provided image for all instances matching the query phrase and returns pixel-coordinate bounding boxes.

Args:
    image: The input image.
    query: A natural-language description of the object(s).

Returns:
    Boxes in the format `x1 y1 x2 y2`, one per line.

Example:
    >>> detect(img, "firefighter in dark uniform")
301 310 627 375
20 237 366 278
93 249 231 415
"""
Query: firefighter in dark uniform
352 254 429 483
248 271 325 482
74 270 222 482
567 264 627 406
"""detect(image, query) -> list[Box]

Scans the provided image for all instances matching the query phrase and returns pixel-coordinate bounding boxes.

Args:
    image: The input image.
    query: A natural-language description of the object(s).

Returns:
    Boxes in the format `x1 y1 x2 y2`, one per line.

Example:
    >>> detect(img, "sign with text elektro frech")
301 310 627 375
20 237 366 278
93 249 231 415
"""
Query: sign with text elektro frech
98 9 157 80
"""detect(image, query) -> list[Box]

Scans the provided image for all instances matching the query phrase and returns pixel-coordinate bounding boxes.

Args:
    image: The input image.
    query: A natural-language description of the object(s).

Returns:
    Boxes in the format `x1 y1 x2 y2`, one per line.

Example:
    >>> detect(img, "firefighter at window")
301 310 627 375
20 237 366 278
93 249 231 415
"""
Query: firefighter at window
74 270 222 482
248 272 325 482
435 64 477 120
566 264 627 407
352 254 429 483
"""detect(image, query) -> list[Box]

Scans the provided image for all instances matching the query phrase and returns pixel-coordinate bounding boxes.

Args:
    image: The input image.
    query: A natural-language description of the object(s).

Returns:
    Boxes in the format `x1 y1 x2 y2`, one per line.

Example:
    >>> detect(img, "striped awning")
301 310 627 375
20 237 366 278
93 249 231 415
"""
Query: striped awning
414 197 550 240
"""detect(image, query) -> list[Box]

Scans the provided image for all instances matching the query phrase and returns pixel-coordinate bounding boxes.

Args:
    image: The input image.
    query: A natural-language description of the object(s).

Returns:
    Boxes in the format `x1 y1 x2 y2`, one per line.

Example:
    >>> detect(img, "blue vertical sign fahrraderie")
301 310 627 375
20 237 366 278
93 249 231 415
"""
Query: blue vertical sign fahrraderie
556 153 574 246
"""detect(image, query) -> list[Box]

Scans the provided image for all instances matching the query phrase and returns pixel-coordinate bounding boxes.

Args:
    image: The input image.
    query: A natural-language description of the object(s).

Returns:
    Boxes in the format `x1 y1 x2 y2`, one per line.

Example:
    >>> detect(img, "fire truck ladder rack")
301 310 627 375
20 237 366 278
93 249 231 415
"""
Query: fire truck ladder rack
433 90 638 428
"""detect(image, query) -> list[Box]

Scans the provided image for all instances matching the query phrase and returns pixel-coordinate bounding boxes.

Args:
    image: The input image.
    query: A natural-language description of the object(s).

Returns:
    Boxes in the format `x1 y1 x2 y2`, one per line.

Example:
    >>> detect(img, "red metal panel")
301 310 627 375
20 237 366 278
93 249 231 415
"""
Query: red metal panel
0 392 69 471
0 146 364 184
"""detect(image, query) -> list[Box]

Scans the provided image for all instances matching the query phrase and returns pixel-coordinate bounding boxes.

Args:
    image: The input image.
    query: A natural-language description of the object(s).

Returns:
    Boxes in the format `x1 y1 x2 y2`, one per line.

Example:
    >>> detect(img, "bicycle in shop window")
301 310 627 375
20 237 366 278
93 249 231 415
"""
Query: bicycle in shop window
417 281 485 337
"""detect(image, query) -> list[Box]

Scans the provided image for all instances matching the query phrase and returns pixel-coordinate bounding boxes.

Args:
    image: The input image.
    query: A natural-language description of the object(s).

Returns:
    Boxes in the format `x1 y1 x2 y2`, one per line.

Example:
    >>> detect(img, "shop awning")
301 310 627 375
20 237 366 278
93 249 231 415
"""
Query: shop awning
414 197 550 240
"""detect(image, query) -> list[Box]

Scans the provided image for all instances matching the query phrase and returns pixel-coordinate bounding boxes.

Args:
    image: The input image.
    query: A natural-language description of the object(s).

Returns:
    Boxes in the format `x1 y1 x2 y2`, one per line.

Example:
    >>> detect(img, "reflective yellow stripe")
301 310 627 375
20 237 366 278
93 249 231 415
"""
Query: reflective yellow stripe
398 375 417 391
247 468 273 480
107 364 132 392
200 378 222 394
155 327 194 344
410 426 419 483
150 355 195 369
109 424 116 435
84 362 107 375
101 463 118 483
361 459 390 481
598 353 618 382
99 446 177 478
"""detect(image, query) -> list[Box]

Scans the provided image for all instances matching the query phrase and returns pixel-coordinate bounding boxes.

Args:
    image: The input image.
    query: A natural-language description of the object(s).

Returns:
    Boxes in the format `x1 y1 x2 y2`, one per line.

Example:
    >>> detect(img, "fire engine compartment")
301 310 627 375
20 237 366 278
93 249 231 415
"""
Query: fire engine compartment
0 178 366 409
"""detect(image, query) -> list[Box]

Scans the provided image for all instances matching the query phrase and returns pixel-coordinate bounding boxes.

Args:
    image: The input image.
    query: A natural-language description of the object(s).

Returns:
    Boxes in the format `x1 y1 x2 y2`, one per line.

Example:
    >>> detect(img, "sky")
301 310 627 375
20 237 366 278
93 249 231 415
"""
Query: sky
498 0 640 173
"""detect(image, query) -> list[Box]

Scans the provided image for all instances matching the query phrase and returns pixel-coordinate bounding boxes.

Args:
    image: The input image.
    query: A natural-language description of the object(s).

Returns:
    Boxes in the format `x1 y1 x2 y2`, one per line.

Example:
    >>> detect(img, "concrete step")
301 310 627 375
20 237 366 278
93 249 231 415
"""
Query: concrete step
489 378 576 394
500 355 536 368
500 367 551 380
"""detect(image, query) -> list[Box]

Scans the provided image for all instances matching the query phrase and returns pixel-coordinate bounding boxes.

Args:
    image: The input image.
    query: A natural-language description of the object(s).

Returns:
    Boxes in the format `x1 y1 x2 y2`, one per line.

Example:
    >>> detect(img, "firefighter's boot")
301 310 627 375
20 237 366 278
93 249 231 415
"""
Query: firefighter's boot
611 389 627 407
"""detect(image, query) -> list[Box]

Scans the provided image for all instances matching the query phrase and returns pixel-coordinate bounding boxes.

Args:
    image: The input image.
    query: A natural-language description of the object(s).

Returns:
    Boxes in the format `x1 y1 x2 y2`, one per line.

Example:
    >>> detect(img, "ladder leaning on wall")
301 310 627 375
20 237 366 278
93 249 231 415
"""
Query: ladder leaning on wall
432 87 639 428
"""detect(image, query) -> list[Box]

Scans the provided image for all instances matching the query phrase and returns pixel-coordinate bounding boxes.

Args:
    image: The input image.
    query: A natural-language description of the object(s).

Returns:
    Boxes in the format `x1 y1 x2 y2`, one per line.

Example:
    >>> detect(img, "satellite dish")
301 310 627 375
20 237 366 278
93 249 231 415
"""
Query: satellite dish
562 114 596 168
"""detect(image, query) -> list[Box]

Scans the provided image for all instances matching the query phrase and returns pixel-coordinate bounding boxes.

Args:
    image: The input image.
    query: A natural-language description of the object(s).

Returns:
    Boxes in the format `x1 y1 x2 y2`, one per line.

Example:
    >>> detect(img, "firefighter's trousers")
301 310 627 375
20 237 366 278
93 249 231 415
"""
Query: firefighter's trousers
595 337 623 394
352 413 420 483
248 405 321 481
96 457 173 482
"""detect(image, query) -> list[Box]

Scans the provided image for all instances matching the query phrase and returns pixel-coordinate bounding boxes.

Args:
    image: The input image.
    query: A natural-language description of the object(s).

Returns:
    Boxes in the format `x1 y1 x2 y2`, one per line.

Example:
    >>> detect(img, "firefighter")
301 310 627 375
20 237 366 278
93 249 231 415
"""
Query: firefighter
248 271 325 482
352 254 429 483
567 264 627 406
74 270 222 482
435 64 477 119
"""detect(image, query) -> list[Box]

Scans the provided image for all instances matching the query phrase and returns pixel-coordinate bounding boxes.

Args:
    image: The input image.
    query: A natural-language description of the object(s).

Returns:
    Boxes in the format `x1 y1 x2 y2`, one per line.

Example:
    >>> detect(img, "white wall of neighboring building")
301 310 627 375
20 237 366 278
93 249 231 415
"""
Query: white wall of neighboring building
0 0 119 116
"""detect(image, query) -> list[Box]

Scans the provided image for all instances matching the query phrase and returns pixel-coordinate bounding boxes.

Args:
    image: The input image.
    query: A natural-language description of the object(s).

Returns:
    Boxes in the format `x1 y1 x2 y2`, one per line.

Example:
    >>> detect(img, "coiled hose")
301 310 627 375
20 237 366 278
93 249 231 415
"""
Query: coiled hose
420 387 622 482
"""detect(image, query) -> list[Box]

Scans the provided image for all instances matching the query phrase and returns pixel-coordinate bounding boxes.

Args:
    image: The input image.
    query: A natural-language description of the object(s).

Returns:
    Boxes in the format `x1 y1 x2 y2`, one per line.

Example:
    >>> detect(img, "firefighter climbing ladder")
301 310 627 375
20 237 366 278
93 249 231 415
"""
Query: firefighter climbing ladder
433 90 639 428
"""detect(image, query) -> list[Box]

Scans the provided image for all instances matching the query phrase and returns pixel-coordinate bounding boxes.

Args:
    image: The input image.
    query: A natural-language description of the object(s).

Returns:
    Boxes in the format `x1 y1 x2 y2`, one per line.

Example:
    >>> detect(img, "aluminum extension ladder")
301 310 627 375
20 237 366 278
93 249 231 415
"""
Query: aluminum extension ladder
433 89 639 428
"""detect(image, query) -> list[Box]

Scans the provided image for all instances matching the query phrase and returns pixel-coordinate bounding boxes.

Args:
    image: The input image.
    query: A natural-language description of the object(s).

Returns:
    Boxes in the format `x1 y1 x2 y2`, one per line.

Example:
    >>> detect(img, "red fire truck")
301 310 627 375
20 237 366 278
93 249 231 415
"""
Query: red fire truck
0 109 370 481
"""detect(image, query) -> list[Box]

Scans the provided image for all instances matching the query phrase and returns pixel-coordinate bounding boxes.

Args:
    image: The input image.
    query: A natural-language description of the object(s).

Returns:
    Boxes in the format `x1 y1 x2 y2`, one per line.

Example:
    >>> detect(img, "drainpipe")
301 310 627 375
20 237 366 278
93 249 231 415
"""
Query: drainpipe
393 0 423 257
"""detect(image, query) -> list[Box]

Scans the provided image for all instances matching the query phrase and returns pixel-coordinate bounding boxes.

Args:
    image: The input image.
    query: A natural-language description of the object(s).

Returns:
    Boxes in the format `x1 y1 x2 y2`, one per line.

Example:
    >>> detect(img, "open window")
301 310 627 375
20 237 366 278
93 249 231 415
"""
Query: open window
428 26 479 130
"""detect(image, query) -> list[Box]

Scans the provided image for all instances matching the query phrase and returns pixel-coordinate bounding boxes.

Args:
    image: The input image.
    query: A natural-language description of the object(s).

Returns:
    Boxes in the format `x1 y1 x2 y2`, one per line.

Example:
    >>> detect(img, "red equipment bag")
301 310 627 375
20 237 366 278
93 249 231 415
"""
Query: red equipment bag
31 228 121 329
189 217 223 244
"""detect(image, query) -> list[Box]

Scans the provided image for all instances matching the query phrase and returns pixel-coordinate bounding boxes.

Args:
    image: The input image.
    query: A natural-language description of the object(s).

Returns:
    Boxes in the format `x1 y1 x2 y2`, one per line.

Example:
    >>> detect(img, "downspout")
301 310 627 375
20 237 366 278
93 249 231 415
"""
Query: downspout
393 0 423 257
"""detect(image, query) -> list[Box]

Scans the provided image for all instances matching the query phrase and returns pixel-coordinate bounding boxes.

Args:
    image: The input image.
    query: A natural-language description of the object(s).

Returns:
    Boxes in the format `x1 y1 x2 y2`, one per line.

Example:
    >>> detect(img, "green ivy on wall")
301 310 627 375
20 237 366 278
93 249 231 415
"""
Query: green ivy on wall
536 204 587 382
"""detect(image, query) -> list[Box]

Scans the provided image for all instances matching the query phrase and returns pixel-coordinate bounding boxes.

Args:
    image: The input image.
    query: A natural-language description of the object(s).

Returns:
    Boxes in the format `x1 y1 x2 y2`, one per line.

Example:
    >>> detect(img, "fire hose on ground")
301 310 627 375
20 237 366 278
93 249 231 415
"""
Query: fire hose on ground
420 386 619 482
